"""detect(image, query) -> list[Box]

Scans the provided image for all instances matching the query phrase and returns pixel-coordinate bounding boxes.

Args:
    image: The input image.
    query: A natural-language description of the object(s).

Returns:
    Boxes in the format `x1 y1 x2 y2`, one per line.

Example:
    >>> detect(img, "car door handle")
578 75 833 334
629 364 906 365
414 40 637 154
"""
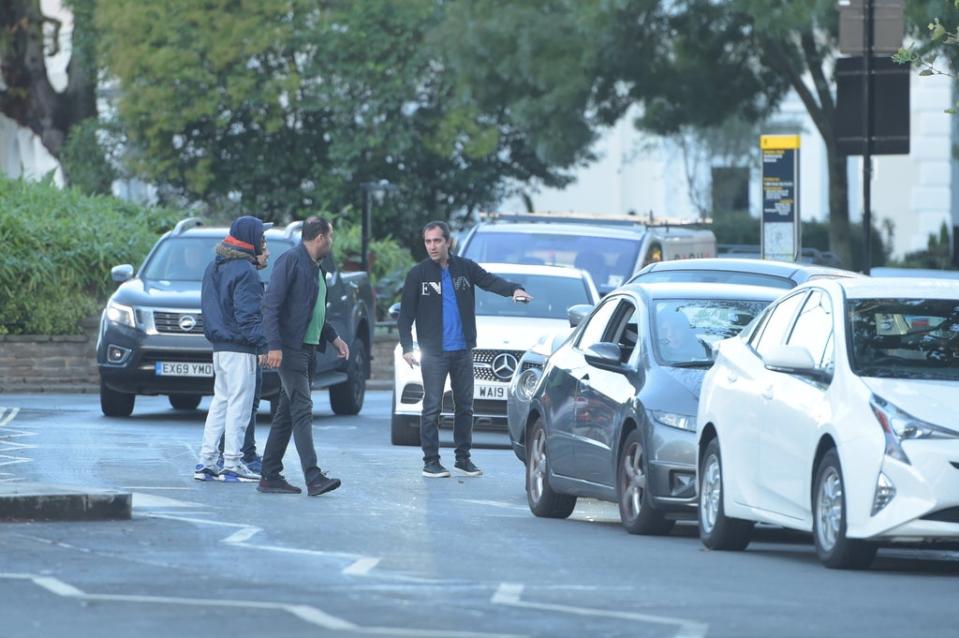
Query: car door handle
762 386 774 400
727 372 738 383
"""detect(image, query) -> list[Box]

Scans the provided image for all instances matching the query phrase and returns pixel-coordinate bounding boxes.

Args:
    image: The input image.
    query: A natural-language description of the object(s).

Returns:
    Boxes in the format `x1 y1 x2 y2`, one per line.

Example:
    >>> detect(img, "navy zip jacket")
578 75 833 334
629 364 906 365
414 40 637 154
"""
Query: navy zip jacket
201 248 268 354
263 243 338 352
398 256 522 355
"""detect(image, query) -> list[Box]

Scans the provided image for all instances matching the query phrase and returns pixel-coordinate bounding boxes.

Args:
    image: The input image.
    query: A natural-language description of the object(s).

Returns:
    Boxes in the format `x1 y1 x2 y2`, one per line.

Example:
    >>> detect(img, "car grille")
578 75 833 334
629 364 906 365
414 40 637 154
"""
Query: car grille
140 351 213 365
473 349 525 382
400 384 424 404
921 507 959 523
154 311 205 334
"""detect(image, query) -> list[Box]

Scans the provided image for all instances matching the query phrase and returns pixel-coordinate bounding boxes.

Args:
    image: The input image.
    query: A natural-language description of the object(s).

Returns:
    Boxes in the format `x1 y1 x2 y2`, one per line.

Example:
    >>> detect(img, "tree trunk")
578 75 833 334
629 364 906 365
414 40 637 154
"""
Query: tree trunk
0 0 96 161
826 145 852 269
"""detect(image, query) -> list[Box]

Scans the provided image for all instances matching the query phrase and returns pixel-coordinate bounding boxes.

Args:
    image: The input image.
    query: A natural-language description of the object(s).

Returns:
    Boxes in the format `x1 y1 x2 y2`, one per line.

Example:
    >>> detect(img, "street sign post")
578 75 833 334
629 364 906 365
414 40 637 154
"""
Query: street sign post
761 135 801 263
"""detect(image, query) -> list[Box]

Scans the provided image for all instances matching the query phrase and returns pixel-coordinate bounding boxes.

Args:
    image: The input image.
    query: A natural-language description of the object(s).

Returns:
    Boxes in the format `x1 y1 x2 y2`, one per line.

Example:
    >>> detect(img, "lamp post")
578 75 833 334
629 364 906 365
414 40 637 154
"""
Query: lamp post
359 180 398 272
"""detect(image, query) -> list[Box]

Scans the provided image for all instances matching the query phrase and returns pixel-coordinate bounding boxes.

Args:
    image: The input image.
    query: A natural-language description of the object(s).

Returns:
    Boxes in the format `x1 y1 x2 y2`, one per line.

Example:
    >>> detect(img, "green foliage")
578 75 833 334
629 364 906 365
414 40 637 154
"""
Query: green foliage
892 221 956 269
60 118 117 195
896 1 959 113
95 1 567 250
0 176 179 335
710 213 760 245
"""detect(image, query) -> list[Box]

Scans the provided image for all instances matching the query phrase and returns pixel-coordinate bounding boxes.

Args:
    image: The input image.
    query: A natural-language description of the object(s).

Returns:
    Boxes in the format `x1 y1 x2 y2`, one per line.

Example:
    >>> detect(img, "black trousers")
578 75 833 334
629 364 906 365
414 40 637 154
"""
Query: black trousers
420 349 474 464
261 346 324 484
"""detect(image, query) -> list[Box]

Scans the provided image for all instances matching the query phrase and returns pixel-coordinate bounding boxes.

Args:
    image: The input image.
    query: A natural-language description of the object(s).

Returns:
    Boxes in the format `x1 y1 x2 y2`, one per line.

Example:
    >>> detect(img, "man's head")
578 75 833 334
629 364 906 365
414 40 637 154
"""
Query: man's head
226 215 273 256
302 216 334 261
255 240 270 270
422 221 452 264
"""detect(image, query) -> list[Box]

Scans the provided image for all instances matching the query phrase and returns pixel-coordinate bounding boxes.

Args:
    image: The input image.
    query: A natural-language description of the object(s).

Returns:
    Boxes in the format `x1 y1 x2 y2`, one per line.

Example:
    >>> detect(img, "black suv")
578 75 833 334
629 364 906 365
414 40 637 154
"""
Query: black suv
97 218 375 417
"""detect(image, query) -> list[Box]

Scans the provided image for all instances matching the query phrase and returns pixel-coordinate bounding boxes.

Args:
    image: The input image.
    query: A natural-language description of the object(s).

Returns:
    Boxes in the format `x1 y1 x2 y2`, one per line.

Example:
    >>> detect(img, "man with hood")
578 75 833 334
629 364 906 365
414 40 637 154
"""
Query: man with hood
194 215 271 482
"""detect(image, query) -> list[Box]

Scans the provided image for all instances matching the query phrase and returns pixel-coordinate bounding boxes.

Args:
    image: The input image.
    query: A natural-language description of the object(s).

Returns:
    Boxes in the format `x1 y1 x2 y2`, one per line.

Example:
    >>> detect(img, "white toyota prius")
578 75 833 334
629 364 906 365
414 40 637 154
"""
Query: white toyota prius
696 277 959 569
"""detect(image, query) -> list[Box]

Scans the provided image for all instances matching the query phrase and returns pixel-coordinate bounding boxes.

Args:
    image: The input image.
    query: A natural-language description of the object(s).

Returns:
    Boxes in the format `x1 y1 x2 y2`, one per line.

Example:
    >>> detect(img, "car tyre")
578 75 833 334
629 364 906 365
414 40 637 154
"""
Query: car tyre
168 394 201 411
618 429 675 535
390 388 421 446
526 417 576 519
329 340 366 415
100 380 135 417
699 438 753 550
813 449 878 569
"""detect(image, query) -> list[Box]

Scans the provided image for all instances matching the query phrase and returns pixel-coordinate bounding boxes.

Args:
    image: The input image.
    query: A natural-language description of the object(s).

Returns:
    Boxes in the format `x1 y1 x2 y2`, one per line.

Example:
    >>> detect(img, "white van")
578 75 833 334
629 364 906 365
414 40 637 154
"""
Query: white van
458 212 716 296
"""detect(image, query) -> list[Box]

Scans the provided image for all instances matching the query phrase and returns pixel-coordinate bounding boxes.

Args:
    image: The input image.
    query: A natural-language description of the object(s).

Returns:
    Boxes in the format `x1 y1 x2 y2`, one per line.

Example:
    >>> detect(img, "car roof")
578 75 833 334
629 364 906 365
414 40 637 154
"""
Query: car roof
471 222 645 239
637 258 860 282
814 277 959 300
164 224 299 241
479 262 587 278
622 281 784 302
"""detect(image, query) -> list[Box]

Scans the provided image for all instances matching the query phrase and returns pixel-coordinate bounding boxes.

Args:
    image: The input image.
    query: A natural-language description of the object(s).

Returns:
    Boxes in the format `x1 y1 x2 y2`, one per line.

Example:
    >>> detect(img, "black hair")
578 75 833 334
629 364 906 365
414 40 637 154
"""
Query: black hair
303 216 331 241
422 220 451 241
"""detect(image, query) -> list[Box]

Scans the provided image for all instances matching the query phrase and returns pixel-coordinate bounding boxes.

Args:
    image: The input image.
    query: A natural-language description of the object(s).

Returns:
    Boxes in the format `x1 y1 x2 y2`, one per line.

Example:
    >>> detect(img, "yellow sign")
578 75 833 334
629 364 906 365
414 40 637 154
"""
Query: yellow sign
760 135 801 150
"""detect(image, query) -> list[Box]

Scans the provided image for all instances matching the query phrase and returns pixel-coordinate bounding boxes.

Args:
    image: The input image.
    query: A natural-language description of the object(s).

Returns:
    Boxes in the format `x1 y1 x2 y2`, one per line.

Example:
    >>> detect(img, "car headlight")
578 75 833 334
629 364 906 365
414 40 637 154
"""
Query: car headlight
105 301 136 328
870 394 959 465
515 366 542 401
649 410 696 432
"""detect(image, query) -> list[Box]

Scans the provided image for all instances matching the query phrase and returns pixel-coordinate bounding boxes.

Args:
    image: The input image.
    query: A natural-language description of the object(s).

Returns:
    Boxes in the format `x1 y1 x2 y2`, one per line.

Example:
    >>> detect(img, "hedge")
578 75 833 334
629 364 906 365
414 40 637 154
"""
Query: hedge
0 176 179 335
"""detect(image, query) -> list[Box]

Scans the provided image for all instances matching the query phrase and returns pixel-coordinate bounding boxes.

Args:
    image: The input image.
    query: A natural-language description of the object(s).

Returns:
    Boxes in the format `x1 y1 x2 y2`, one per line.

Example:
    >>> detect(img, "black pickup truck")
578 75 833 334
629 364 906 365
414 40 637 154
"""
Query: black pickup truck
96 218 375 417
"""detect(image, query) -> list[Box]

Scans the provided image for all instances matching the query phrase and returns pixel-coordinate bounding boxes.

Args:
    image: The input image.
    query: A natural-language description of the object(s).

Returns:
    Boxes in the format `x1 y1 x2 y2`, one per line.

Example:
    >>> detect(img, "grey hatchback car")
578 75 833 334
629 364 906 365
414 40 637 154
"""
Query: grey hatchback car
521 282 780 535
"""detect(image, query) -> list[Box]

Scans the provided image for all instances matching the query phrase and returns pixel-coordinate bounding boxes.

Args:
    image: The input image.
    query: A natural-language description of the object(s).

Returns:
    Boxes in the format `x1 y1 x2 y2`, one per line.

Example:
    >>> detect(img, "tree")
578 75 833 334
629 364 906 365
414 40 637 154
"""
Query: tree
895 0 959 113
0 0 97 164
439 0 910 269
95 1 569 248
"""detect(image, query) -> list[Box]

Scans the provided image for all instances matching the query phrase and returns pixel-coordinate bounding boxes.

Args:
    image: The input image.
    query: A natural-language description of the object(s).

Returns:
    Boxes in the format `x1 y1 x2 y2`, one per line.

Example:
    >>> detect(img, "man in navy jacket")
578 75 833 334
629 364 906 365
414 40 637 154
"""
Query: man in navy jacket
398 221 532 478
259 216 348 496
195 215 271 483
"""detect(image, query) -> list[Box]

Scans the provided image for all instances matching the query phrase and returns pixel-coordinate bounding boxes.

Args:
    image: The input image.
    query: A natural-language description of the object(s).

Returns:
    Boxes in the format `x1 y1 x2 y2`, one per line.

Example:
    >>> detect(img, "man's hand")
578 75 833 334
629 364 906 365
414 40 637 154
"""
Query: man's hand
512 289 533 303
402 351 419 368
266 349 283 368
333 336 350 359
257 354 267 367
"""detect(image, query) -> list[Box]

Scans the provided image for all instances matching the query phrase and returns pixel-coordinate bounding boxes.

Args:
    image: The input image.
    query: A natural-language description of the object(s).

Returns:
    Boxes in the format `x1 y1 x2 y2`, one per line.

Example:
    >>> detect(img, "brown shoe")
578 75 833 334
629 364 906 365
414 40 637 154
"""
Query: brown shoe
257 476 302 494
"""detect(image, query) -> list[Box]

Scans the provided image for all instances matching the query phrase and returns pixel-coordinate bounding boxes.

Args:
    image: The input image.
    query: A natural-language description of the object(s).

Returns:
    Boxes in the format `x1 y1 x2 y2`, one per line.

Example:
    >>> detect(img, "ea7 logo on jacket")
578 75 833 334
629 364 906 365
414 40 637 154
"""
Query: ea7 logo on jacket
453 276 471 291
422 281 442 296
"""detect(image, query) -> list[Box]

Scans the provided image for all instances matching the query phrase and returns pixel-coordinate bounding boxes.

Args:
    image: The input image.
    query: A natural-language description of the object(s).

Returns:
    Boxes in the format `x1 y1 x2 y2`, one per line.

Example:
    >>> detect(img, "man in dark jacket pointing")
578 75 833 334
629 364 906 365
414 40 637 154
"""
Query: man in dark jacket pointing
398 220 532 478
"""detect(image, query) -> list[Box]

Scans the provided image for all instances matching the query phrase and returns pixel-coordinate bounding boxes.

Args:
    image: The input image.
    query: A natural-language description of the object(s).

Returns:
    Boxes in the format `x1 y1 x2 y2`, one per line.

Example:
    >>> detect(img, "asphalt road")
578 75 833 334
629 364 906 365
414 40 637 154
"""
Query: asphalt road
1 391 957 638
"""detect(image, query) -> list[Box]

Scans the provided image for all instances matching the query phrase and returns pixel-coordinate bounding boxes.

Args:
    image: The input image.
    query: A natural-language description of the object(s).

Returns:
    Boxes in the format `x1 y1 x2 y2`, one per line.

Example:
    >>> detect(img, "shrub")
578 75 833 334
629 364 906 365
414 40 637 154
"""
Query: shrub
0 176 179 335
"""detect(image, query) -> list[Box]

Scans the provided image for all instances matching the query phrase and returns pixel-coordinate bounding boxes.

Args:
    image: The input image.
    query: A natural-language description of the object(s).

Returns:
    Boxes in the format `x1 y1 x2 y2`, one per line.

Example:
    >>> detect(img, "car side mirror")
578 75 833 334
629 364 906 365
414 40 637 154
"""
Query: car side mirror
388 302 401 321
567 304 593 328
584 342 625 373
111 264 134 283
763 345 831 382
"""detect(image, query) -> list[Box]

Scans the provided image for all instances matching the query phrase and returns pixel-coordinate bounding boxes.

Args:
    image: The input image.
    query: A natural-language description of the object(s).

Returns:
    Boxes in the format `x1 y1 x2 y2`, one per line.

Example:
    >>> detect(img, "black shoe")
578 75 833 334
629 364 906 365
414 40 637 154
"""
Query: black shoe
454 459 483 477
422 461 450 478
257 476 302 494
307 473 341 497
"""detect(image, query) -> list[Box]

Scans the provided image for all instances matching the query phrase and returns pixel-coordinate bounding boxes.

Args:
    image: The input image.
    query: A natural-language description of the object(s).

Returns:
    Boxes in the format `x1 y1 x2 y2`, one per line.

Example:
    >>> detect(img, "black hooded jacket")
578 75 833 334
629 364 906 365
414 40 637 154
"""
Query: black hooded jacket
398 256 522 355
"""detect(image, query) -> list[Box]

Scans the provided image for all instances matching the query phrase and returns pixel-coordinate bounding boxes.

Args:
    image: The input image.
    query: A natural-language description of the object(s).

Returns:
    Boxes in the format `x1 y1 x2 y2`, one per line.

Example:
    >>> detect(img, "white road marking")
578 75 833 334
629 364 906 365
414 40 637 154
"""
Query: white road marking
0 573 524 637
491 583 708 638
343 557 381 576
0 408 19 427
122 486 197 490
463 499 528 511
223 527 260 544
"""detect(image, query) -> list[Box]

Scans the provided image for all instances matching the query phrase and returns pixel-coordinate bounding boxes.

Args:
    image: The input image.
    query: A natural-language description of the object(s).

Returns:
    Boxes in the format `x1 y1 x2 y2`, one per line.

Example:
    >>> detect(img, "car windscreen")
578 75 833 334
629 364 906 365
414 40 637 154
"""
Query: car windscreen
140 236 293 283
652 298 771 367
849 298 959 380
463 231 640 294
631 269 794 290
476 273 592 319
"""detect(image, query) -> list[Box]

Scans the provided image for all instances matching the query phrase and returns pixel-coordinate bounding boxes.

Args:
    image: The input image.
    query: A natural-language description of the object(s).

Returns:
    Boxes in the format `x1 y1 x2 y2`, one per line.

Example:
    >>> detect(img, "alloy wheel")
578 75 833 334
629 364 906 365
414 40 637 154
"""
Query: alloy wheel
701 453 721 535
621 442 646 520
816 467 843 552
529 428 547 504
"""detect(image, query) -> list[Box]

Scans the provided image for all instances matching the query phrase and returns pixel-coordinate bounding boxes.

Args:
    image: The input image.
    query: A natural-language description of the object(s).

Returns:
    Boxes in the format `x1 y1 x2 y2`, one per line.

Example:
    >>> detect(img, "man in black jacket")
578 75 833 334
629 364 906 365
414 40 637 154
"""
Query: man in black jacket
398 221 532 478
259 216 348 496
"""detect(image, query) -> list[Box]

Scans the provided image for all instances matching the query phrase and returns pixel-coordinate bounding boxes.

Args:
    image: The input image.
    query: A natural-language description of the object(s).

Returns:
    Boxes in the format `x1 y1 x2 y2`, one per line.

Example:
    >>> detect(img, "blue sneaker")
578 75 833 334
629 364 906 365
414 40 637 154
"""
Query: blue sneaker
193 463 218 481
218 462 260 483
243 455 262 475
